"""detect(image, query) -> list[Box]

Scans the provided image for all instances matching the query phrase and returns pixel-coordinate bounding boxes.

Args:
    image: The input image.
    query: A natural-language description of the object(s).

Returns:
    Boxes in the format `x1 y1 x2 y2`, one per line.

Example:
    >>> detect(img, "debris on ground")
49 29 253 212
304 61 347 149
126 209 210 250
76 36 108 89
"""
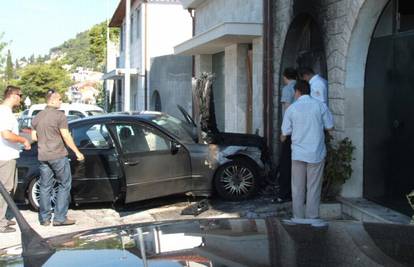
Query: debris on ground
180 199 210 216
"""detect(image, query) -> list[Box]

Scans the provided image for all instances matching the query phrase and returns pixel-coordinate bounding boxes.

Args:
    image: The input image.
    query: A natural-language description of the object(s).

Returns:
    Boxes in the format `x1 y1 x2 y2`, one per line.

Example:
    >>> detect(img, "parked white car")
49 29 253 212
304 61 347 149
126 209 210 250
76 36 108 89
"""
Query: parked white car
19 104 105 136
22 103 105 118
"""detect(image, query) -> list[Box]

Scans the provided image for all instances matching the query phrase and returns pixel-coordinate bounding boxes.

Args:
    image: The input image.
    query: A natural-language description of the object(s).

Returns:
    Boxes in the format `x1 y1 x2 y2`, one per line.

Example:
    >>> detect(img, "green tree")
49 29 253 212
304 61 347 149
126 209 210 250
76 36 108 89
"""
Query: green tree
5 50 14 82
0 32 7 67
18 61 73 104
89 22 120 72
28 54 35 64
89 23 106 71
0 33 9 98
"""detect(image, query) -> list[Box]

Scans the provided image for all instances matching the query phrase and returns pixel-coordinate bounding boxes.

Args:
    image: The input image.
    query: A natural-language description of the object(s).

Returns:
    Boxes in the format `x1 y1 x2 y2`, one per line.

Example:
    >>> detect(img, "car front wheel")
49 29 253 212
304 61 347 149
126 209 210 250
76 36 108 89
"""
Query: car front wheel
214 159 258 201
27 178 58 211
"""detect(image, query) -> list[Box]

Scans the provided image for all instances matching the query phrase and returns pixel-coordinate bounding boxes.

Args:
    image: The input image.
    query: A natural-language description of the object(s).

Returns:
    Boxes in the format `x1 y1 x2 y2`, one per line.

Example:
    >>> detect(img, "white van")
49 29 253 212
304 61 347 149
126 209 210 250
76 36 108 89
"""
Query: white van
23 103 105 118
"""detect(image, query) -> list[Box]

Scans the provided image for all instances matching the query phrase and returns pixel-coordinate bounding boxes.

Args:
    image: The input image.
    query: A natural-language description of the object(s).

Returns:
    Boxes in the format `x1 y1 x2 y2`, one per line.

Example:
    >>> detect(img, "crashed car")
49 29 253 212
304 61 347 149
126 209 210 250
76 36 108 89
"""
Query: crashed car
14 110 268 210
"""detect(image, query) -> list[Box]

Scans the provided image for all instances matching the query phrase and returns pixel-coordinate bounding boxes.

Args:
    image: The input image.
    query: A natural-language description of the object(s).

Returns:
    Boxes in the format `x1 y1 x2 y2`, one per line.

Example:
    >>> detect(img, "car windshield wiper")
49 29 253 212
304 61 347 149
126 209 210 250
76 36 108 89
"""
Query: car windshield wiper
0 181 55 260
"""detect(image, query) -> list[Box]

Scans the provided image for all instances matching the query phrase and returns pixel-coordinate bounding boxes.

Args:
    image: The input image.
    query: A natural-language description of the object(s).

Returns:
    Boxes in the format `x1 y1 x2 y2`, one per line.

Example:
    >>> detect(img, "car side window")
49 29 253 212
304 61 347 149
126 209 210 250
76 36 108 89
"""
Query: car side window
69 110 85 118
32 110 42 116
72 123 112 149
113 123 169 154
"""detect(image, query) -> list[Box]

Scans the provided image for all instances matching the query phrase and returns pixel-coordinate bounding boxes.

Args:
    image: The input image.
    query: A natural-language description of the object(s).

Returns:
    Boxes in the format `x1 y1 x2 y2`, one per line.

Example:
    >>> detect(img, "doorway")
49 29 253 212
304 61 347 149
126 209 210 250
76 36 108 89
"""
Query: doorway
364 0 414 215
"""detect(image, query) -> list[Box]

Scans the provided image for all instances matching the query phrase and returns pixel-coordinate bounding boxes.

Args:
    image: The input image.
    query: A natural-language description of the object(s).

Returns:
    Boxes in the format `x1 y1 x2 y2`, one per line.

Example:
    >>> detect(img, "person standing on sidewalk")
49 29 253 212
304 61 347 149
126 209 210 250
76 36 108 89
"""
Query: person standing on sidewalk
298 67 328 104
281 80 334 226
0 85 31 233
31 89 84 226
276 67 297 203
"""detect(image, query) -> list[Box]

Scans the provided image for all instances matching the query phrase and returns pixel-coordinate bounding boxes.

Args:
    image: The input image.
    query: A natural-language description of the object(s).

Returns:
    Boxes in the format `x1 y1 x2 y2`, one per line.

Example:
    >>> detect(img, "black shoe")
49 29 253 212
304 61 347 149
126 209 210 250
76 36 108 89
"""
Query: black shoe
0 226 16 233
40 220 51 226
53 218 76 226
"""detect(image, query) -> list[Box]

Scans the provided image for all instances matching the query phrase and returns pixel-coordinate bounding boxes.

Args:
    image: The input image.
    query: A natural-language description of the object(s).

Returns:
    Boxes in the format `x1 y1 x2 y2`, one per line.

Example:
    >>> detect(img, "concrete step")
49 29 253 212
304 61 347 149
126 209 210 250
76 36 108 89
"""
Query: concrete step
338 197 411 224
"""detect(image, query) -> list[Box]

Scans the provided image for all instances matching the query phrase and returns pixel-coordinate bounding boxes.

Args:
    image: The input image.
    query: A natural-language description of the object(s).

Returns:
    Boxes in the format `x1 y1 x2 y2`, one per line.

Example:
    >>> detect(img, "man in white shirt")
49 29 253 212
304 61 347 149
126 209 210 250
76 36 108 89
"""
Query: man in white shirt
298 67 328 103
0 85 31 233
281 80 334 226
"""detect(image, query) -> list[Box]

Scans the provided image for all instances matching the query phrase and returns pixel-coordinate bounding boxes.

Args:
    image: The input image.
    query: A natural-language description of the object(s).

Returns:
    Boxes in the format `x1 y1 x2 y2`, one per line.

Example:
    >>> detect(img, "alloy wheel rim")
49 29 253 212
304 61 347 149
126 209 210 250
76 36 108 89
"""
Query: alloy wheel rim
220 165 254 196
32 179 58 209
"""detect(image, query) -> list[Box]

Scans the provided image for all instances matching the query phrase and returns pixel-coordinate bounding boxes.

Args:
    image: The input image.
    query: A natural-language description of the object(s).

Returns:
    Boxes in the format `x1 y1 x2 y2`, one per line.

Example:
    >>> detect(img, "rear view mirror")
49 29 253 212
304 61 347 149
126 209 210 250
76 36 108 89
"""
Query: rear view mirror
171 141 181 155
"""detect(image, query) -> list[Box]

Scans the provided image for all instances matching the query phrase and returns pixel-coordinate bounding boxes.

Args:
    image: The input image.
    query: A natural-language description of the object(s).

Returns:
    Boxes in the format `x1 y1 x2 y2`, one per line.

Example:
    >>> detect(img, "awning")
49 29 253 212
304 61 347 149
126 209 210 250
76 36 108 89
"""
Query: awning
181 0 206 9
174 22 262 55
102 68 140 80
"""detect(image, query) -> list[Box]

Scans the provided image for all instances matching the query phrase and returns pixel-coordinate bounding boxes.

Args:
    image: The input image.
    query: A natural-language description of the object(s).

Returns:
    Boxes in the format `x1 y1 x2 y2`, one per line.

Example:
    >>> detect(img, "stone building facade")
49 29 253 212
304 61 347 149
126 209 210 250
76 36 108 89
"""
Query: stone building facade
272 0 414 214
176 0 413 214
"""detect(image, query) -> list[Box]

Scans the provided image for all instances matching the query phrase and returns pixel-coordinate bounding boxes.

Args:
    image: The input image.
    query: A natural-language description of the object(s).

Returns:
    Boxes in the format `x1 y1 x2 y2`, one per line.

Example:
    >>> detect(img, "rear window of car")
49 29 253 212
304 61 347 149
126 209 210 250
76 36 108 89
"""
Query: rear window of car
31 110 42 116
86 110 104 116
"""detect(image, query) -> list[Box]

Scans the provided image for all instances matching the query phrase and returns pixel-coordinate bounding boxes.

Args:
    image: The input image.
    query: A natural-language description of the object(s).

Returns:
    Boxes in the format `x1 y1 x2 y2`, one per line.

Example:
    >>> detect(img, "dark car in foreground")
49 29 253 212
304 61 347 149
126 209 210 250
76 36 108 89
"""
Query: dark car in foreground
2 217 414 266
14 111 268 210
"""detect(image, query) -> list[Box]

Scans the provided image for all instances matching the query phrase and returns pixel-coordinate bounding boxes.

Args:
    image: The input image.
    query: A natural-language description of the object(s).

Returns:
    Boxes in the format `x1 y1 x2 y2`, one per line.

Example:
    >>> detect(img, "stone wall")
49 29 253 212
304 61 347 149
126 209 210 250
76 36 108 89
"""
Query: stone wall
272 0 389 197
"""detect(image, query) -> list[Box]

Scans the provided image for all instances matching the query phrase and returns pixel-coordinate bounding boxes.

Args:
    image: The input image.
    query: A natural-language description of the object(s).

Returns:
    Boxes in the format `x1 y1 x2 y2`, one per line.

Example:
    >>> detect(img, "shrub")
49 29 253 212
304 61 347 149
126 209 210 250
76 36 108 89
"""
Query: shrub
322 134 355 200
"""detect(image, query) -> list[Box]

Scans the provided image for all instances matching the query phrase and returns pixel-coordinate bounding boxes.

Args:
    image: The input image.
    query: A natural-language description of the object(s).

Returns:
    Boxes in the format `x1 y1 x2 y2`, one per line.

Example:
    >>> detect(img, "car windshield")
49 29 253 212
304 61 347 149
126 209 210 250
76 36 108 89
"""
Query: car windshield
150 114 195 143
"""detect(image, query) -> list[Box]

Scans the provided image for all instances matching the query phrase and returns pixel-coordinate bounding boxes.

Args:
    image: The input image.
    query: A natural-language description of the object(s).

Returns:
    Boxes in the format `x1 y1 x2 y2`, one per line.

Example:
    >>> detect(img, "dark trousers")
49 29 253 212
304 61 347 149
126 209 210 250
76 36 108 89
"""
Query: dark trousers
279 137 292 199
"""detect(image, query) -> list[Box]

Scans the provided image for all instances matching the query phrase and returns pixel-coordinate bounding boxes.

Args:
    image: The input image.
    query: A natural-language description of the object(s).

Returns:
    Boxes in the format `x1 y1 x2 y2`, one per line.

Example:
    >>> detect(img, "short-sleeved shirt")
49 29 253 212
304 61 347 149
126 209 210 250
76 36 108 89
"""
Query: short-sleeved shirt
281 95 334 163
309 74 328 103
280 80 296 116
32 106 68 161
0 105 20 160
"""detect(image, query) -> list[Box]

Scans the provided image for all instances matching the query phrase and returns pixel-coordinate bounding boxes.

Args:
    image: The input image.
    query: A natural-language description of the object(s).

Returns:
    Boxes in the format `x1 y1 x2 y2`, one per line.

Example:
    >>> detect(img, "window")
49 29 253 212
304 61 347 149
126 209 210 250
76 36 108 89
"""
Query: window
374 1 394 37
69 110 85 118
130 15 134 43
150 114 195 143
120 24 124 51
398 0 414 32
86 110 104 116
32 110 42 116
72 123 112 149
136 9 141 39
113 123 169 154
374 0 414 37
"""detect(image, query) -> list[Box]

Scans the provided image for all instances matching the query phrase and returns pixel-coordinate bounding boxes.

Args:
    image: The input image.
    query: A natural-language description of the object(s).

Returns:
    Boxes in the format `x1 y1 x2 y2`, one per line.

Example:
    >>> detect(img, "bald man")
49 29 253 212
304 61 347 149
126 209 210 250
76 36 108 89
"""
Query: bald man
32 90 84 227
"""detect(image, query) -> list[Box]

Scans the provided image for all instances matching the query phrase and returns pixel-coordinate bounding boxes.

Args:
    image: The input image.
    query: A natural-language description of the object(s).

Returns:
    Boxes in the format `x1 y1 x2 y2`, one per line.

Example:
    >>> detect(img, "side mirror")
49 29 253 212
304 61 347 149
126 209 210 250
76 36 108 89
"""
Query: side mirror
170 141 181 155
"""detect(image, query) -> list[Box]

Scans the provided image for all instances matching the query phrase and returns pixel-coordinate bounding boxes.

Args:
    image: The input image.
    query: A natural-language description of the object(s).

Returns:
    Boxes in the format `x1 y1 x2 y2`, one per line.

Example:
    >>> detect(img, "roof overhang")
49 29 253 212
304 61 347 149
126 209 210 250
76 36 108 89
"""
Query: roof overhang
102 68 140 80
174 22 262 55
181 0 206 9
109 0 139 27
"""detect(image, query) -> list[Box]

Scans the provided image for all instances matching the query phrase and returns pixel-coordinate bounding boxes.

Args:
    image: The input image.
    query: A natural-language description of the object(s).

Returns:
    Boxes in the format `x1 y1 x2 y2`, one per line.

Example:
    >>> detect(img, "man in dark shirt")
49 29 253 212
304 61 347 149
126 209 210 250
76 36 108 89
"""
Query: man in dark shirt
32 90 84 226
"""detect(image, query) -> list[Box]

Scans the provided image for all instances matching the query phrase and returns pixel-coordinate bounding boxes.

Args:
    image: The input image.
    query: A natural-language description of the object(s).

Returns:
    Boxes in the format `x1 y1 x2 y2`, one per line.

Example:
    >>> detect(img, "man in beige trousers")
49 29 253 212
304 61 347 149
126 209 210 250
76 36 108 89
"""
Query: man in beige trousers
0 85 31 233
281 80 334 227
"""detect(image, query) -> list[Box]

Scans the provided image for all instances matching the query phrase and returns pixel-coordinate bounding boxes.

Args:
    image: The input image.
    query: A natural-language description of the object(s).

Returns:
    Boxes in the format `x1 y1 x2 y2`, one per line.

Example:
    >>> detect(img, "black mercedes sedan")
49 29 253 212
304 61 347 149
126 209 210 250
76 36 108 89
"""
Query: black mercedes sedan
14 111 267 210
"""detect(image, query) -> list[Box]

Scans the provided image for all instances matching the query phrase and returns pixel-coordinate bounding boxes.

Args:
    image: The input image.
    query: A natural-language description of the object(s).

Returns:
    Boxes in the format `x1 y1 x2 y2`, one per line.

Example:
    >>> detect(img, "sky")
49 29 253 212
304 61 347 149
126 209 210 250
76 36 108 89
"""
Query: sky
0 0 120 60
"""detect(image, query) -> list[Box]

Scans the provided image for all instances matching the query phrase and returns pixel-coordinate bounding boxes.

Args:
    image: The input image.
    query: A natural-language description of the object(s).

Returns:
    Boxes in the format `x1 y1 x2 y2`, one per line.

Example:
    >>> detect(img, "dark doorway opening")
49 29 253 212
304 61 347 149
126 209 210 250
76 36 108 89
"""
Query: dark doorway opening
279 13 327 119
281 13 327 78
151 90 162 112
364 0 414 215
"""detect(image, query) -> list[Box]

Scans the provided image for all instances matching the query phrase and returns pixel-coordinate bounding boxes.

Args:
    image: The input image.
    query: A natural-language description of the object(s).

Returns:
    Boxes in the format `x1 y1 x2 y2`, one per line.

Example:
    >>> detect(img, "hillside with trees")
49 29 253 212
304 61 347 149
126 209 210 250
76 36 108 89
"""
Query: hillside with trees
50 21 118 72
0 22 119 105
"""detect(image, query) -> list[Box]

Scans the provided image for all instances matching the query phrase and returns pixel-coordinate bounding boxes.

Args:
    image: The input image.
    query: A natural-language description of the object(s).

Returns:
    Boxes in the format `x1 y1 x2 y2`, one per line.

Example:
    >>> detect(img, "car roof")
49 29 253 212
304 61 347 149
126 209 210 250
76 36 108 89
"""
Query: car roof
68 111 165 125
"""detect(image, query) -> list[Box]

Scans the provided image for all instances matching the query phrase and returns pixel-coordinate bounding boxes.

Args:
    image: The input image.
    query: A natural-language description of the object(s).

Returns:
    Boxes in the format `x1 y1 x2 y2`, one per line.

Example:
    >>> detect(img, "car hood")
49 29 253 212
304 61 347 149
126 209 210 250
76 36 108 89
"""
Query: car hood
2 218 414 266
